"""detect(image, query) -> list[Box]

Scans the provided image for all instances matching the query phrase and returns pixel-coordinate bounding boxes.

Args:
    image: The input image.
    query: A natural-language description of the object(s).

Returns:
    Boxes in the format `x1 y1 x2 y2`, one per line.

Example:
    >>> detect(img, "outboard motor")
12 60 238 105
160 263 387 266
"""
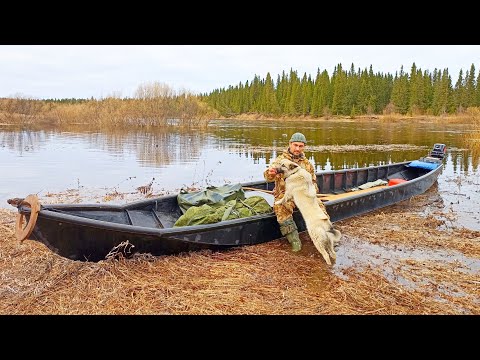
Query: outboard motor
414 143 447 167
429 143 447 160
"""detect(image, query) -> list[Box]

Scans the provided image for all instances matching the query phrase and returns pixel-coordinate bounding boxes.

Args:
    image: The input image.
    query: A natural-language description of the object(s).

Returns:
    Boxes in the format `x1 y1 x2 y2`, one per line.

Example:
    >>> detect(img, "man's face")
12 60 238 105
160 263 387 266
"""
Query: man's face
289 141 305 156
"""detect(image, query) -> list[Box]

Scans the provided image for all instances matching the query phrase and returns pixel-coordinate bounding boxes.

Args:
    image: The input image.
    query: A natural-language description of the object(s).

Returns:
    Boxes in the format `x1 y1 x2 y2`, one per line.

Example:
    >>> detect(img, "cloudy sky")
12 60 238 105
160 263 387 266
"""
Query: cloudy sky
1 45 479 100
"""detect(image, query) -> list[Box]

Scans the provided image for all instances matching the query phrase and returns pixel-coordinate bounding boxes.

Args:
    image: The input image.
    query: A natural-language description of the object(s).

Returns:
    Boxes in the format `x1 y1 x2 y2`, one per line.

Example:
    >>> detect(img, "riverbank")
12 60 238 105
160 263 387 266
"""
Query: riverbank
219 112 480 124
1 187 478 315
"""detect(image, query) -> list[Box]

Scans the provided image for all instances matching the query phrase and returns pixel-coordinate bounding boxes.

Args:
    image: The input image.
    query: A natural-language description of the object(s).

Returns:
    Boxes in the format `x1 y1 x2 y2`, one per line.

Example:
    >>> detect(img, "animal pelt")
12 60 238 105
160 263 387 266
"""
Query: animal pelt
275 159 340 265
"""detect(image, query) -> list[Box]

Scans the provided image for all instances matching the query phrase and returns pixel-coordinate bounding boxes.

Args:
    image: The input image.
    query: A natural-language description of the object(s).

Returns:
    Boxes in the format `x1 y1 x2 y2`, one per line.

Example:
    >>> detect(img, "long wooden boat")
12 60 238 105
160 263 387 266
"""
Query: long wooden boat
8 144 446 261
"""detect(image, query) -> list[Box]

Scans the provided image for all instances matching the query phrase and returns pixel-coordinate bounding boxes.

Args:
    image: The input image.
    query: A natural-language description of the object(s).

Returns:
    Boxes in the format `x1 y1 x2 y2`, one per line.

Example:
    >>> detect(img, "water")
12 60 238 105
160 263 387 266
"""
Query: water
1 119 478 230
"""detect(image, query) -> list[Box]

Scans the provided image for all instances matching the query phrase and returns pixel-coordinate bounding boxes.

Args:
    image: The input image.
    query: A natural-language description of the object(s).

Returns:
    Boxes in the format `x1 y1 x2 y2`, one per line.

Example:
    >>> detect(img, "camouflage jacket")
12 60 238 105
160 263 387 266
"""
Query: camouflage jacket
263 149 319 199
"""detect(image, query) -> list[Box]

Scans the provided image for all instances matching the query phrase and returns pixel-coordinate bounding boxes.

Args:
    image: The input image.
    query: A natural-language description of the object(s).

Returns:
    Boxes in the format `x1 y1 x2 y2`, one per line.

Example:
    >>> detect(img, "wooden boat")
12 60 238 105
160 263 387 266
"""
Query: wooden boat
8 144 446 262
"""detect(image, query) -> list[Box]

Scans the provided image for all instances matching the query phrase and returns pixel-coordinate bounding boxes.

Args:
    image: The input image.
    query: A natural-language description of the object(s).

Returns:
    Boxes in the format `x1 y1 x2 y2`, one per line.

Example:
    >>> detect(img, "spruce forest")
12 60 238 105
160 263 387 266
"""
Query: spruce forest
201 63 480 117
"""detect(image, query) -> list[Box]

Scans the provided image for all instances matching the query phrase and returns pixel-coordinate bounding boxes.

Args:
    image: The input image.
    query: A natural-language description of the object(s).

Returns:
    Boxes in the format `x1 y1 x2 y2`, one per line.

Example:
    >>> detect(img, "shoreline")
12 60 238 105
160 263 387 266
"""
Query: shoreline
216 113 478 123
2 112 479 127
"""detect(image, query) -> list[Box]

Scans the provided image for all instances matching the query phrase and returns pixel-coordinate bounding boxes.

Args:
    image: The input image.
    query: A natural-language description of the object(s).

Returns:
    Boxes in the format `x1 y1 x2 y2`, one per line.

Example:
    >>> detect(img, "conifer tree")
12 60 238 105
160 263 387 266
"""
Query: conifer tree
250 75 262 112
276 71 288 113
263 72 280 115
423 70 433 113
282 69 294 114
230 84 240 114
318 70 331 116
300 72 309 115
350 104 356 118
310 68 322 117
343 63 359 115
276 74 283 111
331 64 346 115
301 73 314 115
409 63 419 114
476 70 480 106
432 69 443 115
454 69 465 112
357 69 371 114
287 69 301 115
379 73 394 113
408 64 427 114
443 69 455 114
244 80 251 112
465 63 476 107
391 66 410 114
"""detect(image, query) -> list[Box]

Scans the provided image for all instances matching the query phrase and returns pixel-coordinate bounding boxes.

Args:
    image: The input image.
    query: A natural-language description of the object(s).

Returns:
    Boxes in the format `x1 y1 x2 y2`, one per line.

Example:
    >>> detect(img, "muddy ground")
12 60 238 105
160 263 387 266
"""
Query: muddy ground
0 186 478 315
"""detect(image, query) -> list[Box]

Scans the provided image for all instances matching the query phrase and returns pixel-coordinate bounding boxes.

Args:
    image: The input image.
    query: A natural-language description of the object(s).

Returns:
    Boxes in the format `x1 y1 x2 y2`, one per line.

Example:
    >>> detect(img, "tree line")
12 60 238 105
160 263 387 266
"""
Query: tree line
200 63 480 117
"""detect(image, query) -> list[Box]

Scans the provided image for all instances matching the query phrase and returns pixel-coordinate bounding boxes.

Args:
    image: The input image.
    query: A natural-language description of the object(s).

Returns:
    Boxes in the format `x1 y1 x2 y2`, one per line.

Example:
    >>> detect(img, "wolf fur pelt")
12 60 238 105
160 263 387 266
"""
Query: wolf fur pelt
275 159 341 265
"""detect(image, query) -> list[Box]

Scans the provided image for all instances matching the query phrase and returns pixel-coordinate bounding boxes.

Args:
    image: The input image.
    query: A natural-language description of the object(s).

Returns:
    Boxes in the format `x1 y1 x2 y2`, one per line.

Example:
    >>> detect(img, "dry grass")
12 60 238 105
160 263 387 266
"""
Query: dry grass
223 111 480 124
1 186 479 315
0 97 216 129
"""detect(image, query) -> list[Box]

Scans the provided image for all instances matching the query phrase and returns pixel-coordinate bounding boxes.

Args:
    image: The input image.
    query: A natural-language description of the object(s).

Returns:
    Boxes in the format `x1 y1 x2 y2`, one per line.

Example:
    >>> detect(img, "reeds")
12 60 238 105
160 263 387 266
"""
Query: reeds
0 96 218 129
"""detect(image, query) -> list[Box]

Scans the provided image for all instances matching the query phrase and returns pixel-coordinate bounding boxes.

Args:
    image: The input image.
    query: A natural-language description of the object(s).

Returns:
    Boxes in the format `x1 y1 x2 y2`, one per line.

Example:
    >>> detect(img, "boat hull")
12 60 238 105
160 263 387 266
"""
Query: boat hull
31 211 283 261
16 158 443 261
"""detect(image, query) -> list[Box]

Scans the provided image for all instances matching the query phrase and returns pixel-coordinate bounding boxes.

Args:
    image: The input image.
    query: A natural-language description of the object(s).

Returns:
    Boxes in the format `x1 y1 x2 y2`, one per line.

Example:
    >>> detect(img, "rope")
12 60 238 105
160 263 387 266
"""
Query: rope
15 194 41 242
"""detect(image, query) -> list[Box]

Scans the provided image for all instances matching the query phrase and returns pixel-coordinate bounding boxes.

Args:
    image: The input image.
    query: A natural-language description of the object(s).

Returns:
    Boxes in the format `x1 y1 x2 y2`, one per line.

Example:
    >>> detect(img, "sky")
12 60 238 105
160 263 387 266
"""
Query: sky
1 45 479 100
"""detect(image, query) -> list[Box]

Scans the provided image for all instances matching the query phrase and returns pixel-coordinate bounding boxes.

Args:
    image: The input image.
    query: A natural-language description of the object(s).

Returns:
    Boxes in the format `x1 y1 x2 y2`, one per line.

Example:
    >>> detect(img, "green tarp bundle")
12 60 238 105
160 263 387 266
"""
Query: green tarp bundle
177 183 246 214
174 184 272 227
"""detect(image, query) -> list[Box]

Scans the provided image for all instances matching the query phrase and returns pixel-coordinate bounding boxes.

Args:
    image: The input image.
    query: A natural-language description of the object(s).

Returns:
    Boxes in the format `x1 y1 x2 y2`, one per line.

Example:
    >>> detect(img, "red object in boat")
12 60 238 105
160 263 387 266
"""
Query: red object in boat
388 178 408 186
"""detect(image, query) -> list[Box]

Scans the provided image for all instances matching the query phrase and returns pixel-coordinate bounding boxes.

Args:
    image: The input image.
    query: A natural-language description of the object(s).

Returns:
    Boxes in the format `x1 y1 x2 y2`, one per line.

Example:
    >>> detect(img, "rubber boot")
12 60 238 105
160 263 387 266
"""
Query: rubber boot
279 218 302 252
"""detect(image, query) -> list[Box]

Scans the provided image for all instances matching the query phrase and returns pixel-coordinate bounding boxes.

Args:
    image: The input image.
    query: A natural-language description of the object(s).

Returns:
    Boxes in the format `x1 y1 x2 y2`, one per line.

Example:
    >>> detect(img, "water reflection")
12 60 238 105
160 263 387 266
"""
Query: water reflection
1 120 479 230
0 125 210 167
0 128 49 155
86 130 209 167
210 119 471 149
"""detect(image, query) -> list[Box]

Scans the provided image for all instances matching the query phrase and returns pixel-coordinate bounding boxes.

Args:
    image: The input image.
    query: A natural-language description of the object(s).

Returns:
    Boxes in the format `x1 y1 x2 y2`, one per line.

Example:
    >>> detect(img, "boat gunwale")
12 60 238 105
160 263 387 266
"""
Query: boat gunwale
19 159 441 235
315 160 411 176
324 162 443 204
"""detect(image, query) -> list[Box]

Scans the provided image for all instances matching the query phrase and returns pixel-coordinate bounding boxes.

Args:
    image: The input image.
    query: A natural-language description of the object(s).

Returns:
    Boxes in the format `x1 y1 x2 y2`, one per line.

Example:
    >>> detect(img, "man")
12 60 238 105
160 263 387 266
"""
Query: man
263 132 329 252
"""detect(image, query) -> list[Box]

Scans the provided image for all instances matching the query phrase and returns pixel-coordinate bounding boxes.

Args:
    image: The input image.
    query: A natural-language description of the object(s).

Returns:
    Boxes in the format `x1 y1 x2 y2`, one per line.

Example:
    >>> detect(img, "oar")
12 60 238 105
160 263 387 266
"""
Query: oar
242 187 274 194
242 186 331 197
316 185 388 201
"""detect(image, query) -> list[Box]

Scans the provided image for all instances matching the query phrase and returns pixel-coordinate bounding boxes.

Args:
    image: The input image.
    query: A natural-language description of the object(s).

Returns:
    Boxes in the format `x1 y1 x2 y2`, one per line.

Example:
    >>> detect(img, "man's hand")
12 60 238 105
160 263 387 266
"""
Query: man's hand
268 167 277 176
